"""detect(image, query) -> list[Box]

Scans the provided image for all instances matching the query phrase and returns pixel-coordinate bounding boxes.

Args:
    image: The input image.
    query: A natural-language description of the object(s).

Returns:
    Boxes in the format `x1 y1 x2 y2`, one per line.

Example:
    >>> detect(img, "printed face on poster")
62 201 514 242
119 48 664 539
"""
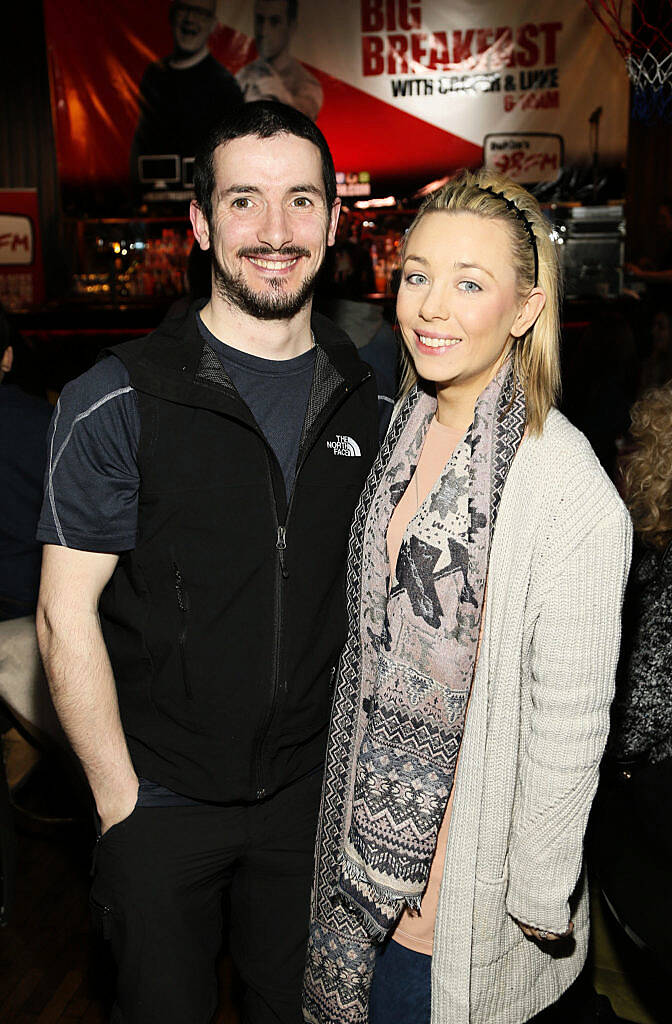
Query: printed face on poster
44 0 630 209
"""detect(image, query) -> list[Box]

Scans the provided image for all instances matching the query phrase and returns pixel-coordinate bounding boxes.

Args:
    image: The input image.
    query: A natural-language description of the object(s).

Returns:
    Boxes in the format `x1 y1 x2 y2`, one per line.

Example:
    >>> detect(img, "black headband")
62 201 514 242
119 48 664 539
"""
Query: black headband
478 184 539 287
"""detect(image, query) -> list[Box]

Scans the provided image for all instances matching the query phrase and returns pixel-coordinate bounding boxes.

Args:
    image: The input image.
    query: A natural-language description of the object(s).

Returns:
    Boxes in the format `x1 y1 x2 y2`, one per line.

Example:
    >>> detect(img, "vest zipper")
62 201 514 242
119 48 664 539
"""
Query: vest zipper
254 449 287 800
276 526 288 579
253 371 372 800
173 560 192 700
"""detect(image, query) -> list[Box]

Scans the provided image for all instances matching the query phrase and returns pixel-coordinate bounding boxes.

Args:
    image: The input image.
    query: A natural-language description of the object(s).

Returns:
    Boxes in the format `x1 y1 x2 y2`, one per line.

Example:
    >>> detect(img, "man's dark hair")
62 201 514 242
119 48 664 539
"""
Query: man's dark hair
255 0 298 24
193 101 337 229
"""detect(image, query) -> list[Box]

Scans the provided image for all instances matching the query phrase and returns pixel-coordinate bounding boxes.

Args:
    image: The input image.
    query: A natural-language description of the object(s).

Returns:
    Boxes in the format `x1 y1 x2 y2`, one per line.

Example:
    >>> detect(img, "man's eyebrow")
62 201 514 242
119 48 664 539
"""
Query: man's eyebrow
219 185 262 197
218 184 325 199
289 184 324 197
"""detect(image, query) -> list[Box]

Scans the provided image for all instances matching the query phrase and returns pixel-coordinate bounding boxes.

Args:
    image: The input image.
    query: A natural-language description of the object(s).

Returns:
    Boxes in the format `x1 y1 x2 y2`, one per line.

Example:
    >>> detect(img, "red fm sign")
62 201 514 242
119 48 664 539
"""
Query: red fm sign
0 215 34 266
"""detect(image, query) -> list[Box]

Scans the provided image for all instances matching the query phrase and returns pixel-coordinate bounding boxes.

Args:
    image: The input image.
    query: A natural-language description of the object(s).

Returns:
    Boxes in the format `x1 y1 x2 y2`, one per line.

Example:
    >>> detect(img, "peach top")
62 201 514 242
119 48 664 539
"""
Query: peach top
386 415 476 956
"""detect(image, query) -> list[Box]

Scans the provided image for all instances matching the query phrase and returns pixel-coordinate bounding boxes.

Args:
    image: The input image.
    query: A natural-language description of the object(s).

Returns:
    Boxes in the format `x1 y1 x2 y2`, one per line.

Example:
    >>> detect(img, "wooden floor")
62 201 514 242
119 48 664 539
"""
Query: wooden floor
0 732 668 1024
0 734 241 1023
0 824 243 1023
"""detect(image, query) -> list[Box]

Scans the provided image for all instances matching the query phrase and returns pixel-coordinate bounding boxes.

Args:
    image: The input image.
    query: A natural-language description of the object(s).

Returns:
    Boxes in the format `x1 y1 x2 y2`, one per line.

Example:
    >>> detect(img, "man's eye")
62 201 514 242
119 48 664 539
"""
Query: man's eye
292 196 312 208
232 197 253 209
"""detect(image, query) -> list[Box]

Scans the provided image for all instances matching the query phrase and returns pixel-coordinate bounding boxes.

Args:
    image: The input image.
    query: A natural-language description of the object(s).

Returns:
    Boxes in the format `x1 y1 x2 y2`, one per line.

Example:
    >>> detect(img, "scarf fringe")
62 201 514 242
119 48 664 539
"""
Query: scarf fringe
339 854 424 941
342 849 425 906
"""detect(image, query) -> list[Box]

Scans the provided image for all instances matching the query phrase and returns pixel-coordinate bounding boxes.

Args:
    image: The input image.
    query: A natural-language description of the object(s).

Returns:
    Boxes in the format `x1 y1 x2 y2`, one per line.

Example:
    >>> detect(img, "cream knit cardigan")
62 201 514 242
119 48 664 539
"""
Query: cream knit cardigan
431 408 632 1024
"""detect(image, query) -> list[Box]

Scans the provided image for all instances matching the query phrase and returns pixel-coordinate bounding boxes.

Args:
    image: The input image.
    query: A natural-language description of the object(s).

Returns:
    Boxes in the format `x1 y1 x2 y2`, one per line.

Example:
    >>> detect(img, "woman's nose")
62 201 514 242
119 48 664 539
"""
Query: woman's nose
419 283 450 321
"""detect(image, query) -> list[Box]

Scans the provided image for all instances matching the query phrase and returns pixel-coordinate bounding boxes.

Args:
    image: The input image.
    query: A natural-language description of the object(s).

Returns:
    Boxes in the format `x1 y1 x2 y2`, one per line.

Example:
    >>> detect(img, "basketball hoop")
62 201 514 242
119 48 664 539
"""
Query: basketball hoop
584 0 672 123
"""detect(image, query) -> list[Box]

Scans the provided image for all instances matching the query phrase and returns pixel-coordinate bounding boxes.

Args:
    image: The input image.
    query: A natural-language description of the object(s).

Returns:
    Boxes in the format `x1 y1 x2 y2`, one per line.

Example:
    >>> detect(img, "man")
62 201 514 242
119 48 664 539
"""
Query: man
36 101 378 1024
0 327 52 623
130 0 242 187
0 318 61 740
237 0 323 121
626 199 672 301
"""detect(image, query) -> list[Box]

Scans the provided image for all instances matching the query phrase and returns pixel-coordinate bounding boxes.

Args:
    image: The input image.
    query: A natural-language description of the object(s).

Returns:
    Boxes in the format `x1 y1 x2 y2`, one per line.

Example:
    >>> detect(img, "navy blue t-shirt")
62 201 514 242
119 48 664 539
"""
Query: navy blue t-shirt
196 316 315 501
37 315 316 551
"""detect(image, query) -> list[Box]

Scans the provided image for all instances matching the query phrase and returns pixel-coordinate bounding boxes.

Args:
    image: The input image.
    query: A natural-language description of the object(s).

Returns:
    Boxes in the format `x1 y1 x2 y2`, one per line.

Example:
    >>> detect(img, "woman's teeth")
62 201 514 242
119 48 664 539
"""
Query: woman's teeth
418 335 461 348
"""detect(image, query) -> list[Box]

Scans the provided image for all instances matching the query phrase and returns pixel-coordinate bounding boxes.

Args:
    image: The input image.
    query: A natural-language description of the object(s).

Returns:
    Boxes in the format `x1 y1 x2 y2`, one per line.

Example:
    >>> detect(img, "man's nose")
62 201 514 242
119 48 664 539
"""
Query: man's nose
257 204 293 250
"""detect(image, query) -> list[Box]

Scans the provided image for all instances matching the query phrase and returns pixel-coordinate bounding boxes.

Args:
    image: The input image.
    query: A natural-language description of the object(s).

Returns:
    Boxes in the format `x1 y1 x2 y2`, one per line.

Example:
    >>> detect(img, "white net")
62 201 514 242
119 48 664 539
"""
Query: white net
584 0 672 122
626 49 672 89
627 50 672 122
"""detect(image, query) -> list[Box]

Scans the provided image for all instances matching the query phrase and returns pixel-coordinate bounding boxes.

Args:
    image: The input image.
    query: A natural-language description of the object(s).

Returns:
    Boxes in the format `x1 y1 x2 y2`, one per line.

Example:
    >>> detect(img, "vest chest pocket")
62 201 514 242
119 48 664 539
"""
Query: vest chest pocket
138 400 268 494
172 558 193 700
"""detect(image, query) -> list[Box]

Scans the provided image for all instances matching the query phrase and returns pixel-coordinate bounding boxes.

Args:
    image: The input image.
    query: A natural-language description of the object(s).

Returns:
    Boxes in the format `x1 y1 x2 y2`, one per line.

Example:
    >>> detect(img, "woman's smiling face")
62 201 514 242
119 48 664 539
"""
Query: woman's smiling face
397 210 526 405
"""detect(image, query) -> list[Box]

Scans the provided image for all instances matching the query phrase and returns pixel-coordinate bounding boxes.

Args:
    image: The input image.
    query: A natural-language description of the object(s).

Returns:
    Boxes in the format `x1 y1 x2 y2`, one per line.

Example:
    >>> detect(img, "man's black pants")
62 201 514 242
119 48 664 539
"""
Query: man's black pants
90 769 322 1024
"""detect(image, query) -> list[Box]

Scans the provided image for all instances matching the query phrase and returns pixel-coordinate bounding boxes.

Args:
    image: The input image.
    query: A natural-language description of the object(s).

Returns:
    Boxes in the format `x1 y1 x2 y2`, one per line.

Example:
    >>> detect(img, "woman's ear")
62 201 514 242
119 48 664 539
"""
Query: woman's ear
512 288 546 339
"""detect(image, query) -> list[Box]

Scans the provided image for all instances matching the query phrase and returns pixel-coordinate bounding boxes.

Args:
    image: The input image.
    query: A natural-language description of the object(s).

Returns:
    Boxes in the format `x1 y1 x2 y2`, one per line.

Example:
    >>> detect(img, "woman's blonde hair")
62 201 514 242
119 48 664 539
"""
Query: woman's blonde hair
621 382 672 549
398 168 561 435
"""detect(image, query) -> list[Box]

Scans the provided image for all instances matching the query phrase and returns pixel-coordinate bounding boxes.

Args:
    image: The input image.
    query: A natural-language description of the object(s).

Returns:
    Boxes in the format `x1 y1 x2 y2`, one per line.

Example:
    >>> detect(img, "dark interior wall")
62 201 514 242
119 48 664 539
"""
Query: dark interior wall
626 115 672 263
623 0 672 263
0 0 64 299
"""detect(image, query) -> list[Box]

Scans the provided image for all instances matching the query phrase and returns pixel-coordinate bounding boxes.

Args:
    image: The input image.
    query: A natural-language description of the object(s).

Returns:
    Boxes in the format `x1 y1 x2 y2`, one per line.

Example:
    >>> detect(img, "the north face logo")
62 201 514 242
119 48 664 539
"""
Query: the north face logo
327 435 361 457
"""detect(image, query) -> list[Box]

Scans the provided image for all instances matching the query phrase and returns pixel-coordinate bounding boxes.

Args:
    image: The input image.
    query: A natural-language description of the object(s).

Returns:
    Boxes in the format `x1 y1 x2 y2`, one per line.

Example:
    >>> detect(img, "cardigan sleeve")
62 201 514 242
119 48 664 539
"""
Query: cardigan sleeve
505 490 632 934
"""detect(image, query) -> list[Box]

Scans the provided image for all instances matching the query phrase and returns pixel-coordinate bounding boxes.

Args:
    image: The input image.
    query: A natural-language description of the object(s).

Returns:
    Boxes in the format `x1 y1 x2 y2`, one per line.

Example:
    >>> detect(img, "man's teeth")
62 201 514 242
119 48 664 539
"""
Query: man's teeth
418 335 461 348
249 257 297 270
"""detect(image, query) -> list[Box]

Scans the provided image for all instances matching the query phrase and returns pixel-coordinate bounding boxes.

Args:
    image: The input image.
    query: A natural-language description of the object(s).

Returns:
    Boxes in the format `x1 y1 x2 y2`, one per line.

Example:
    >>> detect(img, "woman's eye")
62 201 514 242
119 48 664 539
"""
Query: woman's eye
459 280 481 292
406 272 428 286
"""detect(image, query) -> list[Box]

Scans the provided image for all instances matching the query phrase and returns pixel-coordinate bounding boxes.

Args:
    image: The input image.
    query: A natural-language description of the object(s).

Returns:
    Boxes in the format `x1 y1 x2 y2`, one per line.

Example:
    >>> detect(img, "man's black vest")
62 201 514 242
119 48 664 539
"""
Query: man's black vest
100 306 378 801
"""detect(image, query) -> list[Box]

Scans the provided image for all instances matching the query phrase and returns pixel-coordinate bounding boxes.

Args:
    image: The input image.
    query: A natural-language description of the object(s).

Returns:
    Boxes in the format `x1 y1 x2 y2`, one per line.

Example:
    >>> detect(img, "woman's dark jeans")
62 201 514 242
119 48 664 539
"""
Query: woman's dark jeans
369 939 431 1024
367 939 609 1024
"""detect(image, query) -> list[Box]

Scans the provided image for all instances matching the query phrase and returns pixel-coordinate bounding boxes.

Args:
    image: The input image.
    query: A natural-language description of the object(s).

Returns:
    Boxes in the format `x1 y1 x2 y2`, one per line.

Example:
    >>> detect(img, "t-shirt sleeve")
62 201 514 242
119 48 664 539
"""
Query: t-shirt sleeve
37 356 140 553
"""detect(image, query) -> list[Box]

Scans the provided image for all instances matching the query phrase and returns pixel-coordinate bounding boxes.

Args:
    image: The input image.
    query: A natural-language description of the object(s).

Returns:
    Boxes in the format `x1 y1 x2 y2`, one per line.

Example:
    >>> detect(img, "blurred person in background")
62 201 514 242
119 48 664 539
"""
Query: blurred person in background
0 308 52 623
625 199 672 306
130 0 242 186
237 0 323 120
638 308 672 394
561 313 638 477
0 306 65 761
592 382 672 965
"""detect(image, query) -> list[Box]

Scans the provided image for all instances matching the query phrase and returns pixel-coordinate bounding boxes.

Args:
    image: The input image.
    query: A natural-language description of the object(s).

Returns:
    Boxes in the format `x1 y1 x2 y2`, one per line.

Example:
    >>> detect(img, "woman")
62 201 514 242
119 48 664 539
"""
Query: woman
302 169 632 1024
612 381 672 765
592 384 672 965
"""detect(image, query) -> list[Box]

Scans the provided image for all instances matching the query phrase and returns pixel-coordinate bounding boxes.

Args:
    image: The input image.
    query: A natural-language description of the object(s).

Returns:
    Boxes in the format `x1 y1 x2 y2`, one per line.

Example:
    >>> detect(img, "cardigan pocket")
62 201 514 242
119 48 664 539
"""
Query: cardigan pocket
471 873 525 967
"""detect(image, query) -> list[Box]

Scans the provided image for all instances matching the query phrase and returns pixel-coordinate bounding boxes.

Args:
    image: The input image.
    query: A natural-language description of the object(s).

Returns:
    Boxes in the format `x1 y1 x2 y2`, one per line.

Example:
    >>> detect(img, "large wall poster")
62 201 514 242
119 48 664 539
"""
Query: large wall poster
45 0 630 210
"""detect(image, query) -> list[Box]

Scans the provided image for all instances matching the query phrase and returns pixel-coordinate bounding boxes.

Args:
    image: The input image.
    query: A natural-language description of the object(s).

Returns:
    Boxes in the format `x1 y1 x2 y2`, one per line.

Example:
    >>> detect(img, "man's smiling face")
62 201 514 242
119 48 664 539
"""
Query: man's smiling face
170 0 216 57
193 133 339 321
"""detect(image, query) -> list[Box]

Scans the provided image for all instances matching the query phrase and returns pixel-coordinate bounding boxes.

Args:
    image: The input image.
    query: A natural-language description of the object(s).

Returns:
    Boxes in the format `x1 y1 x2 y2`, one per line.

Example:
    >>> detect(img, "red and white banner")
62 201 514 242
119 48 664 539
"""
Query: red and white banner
0 190 45 310
44 0 630 205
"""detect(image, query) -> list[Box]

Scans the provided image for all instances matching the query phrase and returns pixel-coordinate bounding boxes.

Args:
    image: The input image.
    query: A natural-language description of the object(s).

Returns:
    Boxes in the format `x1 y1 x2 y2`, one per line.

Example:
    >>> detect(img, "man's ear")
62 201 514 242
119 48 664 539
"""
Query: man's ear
190 200 211 251
327 198 342 247
0 345 13 376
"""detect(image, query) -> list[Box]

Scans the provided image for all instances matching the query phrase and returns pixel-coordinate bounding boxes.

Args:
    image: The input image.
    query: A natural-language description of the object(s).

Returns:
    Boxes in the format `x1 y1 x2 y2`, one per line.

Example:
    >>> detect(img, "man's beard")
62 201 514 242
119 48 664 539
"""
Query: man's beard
212 246 320 321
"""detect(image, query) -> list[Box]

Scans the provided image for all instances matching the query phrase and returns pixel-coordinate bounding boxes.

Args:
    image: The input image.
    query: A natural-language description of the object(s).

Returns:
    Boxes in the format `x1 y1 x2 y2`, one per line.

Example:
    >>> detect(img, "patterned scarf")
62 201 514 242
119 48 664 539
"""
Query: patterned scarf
303 359 525 1024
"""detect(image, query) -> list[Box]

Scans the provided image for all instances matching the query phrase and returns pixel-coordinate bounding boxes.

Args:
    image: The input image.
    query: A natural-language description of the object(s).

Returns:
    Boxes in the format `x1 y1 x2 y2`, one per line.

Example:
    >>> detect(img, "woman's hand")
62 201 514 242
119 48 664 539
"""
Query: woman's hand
516 920 574 943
